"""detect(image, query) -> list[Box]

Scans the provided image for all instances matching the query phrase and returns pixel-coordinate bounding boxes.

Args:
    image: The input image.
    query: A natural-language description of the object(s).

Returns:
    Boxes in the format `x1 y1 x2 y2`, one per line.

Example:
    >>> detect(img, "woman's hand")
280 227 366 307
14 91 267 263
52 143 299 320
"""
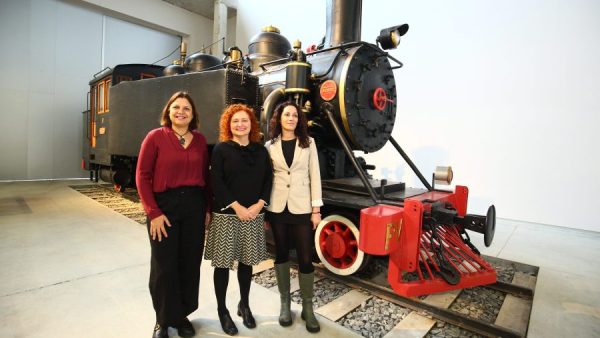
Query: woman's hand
311 212 321 230
247 200 265 220
150 214 171 241
232 202 253 221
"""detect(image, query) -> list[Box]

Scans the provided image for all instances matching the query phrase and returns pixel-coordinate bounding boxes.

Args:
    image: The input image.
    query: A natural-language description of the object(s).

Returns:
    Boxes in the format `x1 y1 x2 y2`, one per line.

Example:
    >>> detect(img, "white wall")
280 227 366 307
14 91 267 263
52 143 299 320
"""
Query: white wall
236 0 326 53
236 0 600 232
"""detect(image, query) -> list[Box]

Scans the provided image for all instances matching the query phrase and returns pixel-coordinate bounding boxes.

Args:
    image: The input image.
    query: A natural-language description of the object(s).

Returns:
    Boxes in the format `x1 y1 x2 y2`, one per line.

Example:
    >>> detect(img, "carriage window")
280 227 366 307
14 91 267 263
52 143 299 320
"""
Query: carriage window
105 79 110 112
98 82 105 113
141 72 156 79
117 75 132 83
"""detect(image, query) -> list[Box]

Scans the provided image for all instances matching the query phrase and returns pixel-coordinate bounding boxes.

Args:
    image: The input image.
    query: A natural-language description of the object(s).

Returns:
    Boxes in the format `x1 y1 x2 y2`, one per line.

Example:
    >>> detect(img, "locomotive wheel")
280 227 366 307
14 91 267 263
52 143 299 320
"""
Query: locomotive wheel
314 214 370 276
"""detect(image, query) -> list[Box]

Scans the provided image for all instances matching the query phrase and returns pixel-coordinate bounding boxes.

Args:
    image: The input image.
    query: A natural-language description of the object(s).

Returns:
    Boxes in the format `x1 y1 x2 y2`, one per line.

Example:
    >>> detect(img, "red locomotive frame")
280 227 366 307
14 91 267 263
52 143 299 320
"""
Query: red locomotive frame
359 187 496 296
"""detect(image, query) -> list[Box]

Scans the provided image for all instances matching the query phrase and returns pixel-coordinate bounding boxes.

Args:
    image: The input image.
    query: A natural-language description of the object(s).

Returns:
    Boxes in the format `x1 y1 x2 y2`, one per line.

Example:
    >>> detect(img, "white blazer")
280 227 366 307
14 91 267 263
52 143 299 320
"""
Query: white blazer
265 136 323 214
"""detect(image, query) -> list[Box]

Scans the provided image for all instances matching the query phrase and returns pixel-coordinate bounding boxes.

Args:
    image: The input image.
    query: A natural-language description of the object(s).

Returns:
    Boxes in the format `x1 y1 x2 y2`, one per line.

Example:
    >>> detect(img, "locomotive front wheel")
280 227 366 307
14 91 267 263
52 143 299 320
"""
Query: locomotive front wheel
314 214 369 276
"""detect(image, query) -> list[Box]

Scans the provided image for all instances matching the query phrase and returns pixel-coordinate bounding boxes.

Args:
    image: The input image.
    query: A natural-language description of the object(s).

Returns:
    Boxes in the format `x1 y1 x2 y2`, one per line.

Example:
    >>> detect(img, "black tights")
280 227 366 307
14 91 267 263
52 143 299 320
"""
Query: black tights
271 222 314 274
214 263 252 314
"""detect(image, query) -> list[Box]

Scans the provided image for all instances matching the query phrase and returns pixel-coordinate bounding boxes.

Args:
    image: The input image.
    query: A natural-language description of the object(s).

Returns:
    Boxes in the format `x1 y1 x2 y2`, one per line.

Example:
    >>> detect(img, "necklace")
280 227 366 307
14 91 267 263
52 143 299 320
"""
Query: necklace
173 129 190 145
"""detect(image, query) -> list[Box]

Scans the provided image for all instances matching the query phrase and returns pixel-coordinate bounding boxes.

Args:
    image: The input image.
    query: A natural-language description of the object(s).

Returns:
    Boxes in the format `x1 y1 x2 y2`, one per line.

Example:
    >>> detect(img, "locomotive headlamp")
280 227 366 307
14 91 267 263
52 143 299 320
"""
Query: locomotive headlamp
376 24 409 50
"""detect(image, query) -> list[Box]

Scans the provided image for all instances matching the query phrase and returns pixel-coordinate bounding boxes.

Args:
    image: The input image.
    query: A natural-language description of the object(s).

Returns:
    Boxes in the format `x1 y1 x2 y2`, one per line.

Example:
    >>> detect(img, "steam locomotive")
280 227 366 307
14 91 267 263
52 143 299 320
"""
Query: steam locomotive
81 0 497 297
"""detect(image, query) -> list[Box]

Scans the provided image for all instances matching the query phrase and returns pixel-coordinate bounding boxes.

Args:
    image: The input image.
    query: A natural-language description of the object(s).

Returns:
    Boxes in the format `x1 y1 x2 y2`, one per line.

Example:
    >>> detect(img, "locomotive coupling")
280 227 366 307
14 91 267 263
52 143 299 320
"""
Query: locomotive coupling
428 203 497 247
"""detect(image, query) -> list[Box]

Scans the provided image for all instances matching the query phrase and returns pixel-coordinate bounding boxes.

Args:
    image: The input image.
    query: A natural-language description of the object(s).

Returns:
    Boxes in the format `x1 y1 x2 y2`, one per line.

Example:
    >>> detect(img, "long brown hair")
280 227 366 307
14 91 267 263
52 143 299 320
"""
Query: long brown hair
160 91 199 131
269 101 309 148
218 104 261 142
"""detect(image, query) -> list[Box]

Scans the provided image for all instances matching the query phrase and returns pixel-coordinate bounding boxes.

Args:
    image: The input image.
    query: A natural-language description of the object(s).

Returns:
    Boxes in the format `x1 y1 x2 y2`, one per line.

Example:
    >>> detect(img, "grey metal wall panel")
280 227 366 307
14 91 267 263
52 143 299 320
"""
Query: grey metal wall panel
0 0 30 179
103 16 180 68
0 0 186 179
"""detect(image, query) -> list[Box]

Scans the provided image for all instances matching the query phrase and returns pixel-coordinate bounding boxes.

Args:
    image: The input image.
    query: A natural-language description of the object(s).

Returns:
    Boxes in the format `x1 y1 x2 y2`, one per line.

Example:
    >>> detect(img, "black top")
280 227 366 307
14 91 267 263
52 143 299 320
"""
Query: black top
210 141 273 214
282 138 296 168
267 138 311 225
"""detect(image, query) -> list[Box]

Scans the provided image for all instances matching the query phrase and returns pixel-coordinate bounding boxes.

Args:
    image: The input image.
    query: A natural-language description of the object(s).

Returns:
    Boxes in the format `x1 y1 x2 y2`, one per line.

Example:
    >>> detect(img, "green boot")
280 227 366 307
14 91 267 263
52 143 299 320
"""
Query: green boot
274 262 293 326
299 272 320 333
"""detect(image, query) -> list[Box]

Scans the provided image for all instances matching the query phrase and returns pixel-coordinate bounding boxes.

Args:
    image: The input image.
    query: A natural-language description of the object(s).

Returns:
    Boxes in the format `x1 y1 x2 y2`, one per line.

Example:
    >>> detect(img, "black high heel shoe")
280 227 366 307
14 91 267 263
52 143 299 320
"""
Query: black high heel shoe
237 302 256 328
218 310 238 336
152 323 168 338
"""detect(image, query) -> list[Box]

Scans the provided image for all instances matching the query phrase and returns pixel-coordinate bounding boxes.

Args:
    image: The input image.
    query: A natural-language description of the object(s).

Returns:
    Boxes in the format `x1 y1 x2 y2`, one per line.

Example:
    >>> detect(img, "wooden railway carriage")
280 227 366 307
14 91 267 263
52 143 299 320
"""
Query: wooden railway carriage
81 0 497 297
82 64 163 189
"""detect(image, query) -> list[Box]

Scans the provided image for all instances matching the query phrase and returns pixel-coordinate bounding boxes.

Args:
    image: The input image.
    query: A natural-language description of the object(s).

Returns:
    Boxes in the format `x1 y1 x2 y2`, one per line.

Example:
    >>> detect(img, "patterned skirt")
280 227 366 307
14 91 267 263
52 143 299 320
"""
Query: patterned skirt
204 212 269 269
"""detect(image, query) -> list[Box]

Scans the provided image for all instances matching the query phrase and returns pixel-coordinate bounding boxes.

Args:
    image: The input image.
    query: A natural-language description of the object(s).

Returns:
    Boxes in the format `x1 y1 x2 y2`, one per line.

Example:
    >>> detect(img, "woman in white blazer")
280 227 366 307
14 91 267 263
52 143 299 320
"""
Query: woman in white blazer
265 101 323 333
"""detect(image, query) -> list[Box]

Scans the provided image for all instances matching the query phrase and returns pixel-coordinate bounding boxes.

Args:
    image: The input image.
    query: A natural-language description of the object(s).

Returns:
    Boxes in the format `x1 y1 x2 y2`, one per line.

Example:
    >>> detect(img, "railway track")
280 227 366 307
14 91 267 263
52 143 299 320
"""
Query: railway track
70 184 145 224
71 183 537 338
252 257 536 338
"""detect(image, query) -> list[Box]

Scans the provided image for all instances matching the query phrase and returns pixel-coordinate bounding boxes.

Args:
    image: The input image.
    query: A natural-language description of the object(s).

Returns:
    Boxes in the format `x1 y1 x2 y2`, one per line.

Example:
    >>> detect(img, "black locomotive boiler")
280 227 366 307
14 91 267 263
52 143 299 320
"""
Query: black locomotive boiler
81 0 497 297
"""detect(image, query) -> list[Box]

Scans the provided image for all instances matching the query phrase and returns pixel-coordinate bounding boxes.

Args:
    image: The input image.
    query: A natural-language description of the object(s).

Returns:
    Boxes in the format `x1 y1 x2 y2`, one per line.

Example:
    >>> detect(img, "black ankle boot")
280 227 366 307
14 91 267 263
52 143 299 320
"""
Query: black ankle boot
218 310 238 336
152 323 168 338
237 301 256 328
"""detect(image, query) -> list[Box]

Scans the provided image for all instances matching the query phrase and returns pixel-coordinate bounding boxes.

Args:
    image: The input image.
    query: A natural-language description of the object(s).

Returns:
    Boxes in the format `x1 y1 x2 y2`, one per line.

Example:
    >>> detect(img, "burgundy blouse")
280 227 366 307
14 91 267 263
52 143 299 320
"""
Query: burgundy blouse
135 127 209 219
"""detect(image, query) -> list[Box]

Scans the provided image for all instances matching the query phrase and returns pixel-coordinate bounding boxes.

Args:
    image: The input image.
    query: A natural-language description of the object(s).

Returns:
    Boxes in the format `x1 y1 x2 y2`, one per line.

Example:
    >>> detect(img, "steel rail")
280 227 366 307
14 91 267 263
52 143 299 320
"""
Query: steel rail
314 265 524 338
486 281 534 299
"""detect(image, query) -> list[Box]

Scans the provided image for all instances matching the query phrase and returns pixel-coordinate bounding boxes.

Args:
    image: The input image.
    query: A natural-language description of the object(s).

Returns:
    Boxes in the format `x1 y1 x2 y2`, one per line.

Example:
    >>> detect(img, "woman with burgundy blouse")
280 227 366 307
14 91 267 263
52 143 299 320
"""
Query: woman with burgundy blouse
136 91 210 338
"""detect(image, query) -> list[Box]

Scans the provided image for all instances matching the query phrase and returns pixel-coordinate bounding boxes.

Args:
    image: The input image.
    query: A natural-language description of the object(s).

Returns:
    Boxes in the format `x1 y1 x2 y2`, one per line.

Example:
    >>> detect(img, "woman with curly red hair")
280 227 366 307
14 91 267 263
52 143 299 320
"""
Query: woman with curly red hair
204 103 273 336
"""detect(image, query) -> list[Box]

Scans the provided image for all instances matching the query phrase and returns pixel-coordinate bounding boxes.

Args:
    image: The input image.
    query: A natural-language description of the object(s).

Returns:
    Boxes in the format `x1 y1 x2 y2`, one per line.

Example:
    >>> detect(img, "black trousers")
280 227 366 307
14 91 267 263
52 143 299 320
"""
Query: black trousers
148 186 206 326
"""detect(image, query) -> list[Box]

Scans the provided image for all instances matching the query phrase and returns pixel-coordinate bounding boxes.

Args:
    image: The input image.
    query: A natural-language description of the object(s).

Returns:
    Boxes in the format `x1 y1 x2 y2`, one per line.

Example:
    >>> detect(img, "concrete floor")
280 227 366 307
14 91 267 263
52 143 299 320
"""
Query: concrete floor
0 180 599 337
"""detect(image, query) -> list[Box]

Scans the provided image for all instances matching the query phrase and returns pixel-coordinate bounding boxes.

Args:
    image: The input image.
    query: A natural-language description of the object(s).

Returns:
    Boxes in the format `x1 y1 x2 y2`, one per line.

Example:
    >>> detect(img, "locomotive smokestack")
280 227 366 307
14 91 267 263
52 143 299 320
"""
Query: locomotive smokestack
324 0 363 47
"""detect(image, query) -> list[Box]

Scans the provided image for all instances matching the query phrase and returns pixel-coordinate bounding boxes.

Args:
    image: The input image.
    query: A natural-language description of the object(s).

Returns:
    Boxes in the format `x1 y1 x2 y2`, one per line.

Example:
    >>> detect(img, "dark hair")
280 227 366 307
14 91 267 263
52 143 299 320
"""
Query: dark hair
269 101 309 148
160 91 199 131
218 103 261 143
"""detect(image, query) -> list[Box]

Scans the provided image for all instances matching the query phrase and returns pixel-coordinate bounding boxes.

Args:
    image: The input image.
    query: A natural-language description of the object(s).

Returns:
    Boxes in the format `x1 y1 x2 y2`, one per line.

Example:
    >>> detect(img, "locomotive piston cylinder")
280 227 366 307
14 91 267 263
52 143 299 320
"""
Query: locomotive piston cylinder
285 61 311 94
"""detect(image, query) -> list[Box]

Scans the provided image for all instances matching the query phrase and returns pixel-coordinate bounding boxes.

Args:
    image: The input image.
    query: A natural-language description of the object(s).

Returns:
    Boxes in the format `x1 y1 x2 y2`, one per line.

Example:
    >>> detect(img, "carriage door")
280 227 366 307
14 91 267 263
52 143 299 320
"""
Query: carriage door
93 77 111 158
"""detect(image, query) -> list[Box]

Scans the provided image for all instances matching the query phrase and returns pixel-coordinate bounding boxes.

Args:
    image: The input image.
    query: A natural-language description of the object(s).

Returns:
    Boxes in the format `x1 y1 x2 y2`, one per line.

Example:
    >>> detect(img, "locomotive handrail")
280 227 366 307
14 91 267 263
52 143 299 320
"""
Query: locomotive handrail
361 43 404 69
179 57 245 74
93 67 111 78
305 41 363 56
321 103 379 204
258 57 289 71
256 41 404 74
388 136 433 191
257 41 363 71
307 41 404 69
313 49 346 79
